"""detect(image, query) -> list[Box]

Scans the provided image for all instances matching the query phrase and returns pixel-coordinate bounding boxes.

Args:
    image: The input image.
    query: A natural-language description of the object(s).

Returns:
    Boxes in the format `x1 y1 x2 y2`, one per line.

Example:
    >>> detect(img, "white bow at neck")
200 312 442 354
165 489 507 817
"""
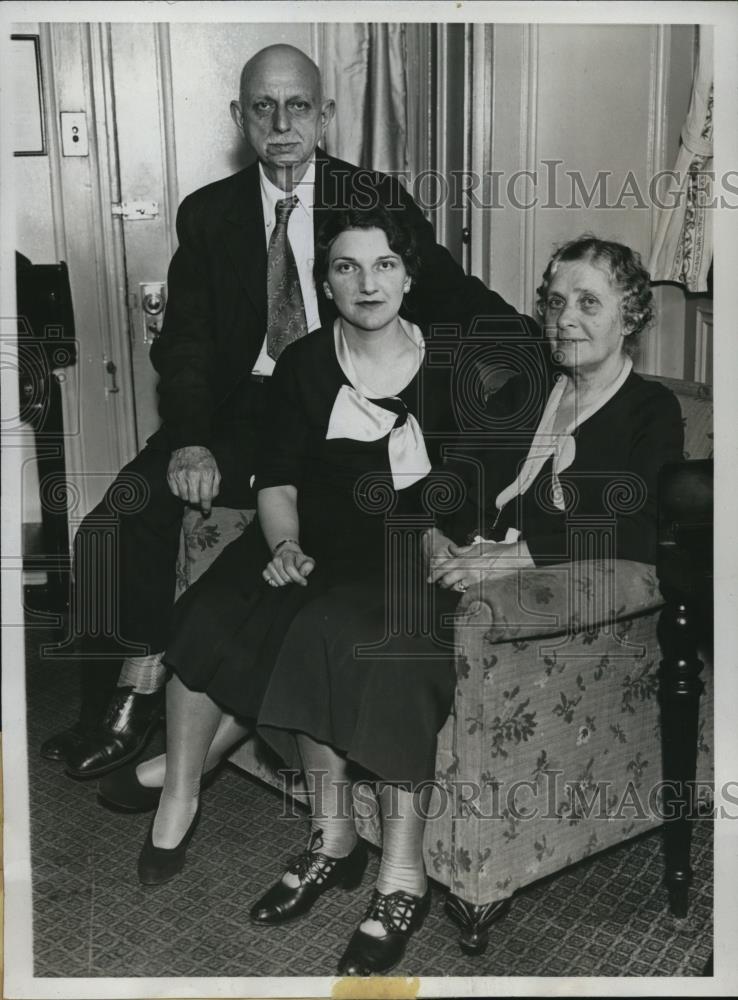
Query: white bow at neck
326 320 432 491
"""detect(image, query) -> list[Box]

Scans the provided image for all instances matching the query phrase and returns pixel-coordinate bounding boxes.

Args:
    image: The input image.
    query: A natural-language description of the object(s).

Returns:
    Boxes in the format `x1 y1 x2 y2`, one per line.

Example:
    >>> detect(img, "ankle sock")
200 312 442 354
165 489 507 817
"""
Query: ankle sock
297 734 357 859
374 783 429 898
309 813 357 860
118 653 167 694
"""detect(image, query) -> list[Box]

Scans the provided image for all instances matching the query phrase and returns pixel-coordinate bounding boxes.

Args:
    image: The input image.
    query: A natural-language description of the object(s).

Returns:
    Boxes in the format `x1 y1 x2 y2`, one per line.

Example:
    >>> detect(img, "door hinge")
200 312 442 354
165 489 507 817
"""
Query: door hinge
111 200 159 221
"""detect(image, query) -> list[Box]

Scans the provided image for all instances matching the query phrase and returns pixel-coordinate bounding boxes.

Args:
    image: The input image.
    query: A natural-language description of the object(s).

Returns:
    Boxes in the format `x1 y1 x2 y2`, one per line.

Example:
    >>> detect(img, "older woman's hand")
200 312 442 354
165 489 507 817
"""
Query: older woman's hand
422 527 455 565
263 542 316 588
428 540 535 592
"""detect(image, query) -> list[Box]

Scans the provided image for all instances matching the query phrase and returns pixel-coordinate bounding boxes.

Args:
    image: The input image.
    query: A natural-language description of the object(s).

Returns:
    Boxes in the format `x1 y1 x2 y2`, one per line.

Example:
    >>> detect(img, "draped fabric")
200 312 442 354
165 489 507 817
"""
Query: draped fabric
648 27 713 292
318 23 409 174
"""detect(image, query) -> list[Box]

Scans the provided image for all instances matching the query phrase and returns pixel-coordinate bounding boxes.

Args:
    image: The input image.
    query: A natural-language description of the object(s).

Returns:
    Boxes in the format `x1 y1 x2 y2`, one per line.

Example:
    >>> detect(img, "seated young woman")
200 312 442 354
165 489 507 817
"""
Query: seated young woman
98 206 461 922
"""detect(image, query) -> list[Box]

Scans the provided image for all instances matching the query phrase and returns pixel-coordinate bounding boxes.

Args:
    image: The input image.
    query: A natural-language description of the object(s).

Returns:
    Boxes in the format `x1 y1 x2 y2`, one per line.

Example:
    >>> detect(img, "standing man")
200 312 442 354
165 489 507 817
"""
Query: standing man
43 44 531 777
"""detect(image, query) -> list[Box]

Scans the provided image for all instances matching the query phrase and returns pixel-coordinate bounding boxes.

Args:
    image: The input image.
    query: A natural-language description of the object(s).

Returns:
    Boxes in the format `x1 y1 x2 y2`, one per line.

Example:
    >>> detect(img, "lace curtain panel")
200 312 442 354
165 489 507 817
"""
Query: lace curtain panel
648 26 713 293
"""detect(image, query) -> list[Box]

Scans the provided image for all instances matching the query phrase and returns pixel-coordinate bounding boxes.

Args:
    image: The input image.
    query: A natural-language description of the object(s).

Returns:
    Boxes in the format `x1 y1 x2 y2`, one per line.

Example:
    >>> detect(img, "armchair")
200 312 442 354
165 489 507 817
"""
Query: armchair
174 373 713 954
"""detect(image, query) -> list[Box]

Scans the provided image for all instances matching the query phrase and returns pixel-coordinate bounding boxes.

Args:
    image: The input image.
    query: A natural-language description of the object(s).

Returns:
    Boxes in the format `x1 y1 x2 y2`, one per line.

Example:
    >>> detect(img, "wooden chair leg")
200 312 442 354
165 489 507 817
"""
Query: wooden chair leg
444 894 512 955
657 598 705 918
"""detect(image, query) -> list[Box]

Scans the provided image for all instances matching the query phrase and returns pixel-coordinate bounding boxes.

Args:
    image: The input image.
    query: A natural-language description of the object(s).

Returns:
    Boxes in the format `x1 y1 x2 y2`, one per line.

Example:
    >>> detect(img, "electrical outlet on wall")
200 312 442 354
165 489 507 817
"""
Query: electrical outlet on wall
60 112 89 156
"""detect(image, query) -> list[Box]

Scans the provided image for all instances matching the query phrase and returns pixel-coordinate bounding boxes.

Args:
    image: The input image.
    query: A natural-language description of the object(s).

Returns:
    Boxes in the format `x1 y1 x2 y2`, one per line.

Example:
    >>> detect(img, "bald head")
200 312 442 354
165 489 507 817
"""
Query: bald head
231 43 335 190
240 45 322 107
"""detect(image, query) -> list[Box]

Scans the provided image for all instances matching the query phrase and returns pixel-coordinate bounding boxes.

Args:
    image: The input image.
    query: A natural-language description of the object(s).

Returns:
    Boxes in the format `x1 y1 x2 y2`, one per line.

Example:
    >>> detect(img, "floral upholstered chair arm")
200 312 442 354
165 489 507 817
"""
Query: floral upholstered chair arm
455 559 662 644
431 557 685 912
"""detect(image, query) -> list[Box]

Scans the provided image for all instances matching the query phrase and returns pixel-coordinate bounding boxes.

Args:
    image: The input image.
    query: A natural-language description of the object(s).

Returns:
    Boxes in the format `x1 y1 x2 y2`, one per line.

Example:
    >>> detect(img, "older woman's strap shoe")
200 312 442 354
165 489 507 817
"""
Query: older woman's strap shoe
137 806 201 885
337 887 431 976
250 831 368 925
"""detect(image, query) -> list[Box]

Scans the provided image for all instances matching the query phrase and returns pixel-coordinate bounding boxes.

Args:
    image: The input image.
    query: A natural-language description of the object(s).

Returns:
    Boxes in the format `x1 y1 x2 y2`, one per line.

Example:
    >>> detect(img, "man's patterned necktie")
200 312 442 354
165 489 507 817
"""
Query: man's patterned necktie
266 195 308 361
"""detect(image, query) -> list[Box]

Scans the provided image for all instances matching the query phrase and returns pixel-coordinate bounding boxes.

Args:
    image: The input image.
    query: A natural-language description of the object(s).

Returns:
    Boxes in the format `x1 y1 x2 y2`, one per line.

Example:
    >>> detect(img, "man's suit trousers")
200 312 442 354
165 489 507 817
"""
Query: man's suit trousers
68 383 268 720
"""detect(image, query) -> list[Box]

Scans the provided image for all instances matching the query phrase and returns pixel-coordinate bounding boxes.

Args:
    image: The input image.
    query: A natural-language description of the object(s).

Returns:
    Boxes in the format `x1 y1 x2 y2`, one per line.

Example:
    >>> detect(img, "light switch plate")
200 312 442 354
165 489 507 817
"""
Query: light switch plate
60 112 89 156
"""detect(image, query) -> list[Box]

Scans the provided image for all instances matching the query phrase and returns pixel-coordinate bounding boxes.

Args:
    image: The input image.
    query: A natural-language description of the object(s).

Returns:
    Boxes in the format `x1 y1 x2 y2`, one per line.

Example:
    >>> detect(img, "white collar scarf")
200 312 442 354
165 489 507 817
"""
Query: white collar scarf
494 356 633 514
326 320 432 490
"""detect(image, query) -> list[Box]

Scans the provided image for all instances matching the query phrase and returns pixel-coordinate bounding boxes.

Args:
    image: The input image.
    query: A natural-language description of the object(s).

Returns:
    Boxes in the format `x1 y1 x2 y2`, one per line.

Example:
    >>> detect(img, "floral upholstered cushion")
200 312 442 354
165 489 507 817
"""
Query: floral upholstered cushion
175 507 256 597
650 375 713 460
458 560 662 643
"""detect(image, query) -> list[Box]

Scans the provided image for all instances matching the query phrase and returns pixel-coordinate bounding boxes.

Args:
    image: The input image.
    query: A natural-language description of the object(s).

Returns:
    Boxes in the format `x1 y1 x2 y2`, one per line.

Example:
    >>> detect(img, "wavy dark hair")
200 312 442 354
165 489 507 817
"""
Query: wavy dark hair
536 235 654 354
313 206 420 287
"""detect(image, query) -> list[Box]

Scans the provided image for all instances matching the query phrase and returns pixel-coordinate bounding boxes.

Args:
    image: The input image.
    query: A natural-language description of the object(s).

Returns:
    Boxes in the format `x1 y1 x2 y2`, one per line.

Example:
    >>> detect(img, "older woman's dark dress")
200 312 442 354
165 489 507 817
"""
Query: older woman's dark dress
164 325 460 785
443 365 684 565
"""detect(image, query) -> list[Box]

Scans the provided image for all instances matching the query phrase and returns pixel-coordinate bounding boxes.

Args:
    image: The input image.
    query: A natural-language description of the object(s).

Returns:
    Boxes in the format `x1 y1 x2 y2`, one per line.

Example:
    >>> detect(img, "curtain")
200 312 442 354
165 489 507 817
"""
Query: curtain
318 23 408 175
648 27 713 292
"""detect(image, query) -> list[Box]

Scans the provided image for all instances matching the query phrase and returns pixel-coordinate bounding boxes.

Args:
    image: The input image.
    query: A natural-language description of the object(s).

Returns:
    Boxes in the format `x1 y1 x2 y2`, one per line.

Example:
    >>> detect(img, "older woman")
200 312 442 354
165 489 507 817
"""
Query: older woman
428 234 684 588
255 235 683 976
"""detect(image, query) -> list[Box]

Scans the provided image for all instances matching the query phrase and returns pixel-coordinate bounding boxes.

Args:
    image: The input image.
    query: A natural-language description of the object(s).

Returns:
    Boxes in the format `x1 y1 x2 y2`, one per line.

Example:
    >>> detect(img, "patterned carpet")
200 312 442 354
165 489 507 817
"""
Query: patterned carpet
24 614 713 979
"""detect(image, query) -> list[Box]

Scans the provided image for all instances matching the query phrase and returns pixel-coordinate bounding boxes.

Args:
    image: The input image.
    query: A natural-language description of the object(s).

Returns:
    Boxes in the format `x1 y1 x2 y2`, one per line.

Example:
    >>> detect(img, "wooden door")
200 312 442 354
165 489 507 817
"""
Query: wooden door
432 24 471 272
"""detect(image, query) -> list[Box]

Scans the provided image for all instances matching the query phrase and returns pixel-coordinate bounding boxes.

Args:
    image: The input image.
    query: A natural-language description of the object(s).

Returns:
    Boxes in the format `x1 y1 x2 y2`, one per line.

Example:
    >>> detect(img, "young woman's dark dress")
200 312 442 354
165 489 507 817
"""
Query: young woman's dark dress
164 324 460 784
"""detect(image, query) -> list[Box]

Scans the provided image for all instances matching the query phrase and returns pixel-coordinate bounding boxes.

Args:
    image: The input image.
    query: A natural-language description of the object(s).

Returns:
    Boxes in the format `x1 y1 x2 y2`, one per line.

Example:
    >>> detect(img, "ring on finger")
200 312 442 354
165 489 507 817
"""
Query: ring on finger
455 580 468 593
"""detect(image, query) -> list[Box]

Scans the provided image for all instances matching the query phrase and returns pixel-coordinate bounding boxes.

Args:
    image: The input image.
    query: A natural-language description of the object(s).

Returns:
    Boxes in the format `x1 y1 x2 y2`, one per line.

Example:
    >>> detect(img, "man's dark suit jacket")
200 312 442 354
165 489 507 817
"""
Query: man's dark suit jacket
149 148 536 477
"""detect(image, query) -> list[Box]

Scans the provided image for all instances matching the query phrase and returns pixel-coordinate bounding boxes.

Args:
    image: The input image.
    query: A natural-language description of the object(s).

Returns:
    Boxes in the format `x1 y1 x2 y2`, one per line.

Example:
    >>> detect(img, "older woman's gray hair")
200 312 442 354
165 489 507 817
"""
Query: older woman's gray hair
536 235 654 354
